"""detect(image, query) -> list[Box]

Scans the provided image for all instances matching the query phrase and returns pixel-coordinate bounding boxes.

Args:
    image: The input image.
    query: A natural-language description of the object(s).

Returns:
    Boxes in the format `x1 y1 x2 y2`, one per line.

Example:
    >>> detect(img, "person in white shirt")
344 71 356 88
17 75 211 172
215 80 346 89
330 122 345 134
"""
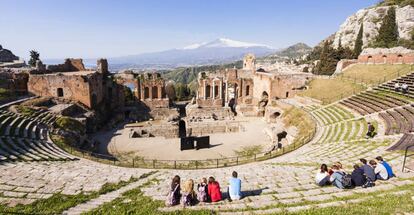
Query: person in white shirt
402 83 409 94
315 164 330 186
394 83 401 92
369 160 388 180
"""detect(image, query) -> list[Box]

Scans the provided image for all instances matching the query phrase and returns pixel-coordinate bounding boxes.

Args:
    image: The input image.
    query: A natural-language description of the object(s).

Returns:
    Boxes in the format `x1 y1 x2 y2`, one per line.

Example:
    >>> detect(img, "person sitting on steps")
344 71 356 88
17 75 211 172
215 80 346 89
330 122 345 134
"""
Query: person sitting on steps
208 177 222 202
315 164 331 186
329 165 346 189
360 158 376 182
197 178 209 203
366 122 375 138
395 82 401 92
370 160 389 180
165 175 181 206
402 83 409 94
351 164 367 187
181 179 197 207
376 156 395 178
228 171 242 201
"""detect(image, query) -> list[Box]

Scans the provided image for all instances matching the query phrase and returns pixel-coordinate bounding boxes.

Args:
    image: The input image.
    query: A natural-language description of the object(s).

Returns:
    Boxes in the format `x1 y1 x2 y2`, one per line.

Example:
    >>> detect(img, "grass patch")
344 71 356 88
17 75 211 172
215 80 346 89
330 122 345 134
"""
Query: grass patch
15 105 37 117
234 145 263 157
55 117 85 134
340 64 413 86
282 106 316 143
298 78 366 104
0 173 156 214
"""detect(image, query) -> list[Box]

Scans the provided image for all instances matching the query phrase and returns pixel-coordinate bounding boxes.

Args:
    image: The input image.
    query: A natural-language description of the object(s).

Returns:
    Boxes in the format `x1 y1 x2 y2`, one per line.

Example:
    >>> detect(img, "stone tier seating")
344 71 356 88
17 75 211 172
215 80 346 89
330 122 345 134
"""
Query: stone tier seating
0 110 76 162
388 133 414 151
379 105 414 135
340 91 409 116
376 72 414 98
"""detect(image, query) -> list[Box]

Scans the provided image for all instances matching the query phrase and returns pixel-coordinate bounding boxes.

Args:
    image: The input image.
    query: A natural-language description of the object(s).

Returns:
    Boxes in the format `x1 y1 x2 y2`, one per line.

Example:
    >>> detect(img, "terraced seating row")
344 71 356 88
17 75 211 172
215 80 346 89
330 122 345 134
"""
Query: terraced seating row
0 109 57 126
388 133 414 151
0 137 77 162
340 90 410 116
379 105 414 135
315 118 368 143
0 111 56 140
144 138 411 214
310 105 354 126
377 72 414 98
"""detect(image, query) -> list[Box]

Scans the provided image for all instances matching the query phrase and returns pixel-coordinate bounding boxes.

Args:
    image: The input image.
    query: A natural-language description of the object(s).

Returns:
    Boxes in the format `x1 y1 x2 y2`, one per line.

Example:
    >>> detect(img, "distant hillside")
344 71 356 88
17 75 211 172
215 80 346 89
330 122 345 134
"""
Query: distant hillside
108 38 273 70
257 43 312 64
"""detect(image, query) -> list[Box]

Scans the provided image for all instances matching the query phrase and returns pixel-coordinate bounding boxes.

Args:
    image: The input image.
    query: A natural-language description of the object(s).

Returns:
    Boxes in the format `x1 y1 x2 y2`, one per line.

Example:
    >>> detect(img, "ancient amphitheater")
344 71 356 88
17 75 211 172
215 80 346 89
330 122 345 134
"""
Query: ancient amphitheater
0 60 414 214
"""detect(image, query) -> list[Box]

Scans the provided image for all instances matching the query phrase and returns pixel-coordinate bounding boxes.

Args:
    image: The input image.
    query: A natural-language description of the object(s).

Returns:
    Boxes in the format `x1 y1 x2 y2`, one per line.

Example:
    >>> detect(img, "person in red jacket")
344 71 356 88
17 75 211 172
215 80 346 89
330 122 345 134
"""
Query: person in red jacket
207 176 222 202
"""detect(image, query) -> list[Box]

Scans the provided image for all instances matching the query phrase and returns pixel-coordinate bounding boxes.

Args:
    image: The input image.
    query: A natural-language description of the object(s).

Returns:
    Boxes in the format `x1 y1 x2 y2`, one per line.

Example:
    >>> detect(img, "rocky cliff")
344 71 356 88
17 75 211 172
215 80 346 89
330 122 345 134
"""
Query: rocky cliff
332 5 414 49
0 45 19 63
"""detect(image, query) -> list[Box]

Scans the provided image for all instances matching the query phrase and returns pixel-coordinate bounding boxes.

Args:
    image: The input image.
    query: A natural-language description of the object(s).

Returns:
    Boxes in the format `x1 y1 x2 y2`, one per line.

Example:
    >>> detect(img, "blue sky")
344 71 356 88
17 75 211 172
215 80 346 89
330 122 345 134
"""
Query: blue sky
1 0 378 60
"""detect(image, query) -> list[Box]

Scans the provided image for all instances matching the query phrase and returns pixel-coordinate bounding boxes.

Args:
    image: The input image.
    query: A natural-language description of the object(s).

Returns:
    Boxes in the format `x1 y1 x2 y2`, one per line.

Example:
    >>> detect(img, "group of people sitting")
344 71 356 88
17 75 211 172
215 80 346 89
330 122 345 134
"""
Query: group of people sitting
165 171 242 207
394 82 409 94
315 156 395 189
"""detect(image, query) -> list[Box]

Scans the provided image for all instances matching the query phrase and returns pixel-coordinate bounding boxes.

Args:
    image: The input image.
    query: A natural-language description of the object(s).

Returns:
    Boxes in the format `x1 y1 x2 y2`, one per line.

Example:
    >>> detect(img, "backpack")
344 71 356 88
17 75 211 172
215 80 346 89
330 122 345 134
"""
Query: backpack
197 184 207 202
362 178 375 188
181 192 195 206
165 185 179 207
339 172 353 189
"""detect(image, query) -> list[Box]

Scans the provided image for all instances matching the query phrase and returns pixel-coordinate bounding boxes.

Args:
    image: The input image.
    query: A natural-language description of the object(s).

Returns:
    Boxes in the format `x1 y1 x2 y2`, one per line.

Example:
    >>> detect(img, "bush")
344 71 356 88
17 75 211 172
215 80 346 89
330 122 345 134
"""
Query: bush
55 117 85 134
16 105 37 117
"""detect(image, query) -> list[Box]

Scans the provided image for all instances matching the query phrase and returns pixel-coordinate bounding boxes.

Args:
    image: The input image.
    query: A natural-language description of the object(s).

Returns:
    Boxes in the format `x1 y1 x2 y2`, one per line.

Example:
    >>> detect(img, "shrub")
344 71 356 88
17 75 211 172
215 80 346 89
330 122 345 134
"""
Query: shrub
55 117 85 134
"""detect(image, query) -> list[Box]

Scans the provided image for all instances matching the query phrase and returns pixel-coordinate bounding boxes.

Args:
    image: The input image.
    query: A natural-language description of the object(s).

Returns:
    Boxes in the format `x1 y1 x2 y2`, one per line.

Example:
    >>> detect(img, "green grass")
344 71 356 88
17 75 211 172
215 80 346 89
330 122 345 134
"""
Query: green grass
55 117 85 134
340 64 413 86
298 78 366 104
234 145 263 157
0 172 156 214
15 105 37 117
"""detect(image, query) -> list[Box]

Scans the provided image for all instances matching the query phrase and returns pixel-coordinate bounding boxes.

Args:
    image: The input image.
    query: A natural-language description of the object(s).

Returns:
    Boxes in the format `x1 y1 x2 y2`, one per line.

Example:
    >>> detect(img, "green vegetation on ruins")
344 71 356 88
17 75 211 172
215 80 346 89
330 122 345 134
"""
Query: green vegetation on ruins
282 106 316 143
0 173 156 214
55 117 85 135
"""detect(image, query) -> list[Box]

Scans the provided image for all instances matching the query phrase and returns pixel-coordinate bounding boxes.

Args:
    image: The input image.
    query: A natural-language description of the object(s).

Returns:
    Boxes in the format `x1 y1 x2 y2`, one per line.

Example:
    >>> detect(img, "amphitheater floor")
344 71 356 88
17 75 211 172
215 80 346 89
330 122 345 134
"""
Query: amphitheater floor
95 117 274 160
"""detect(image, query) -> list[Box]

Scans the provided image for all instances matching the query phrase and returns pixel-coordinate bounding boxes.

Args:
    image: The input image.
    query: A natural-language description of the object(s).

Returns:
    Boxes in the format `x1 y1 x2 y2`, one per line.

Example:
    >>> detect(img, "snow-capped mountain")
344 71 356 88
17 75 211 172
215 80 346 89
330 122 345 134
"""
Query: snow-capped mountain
182 38 271 50
109 38 274 70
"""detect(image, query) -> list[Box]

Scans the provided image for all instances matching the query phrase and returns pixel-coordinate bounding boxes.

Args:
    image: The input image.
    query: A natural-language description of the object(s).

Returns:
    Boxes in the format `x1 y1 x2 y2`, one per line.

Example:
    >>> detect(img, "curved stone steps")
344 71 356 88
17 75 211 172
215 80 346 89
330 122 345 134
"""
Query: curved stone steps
35 140 78 161
30 140 73 161
0 138 34 161
4 137 43 161
0 117 14 136
15 138 52 161
16 118 30 137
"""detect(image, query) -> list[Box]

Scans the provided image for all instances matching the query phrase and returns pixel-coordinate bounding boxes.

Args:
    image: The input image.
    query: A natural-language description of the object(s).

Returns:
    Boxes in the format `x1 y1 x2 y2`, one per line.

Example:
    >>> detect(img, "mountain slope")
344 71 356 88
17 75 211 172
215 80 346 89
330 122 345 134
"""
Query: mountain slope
257 43 312 64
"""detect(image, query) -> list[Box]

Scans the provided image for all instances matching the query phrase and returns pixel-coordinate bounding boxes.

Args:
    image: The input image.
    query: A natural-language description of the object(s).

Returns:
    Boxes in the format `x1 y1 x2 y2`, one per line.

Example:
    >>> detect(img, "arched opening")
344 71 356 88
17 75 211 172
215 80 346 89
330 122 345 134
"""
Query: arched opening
91 94 97 108
367 56 373 64
179 120 186 138
57 88 64 97
161 87 166 98
214 85 219 98
246 85 250 96
206 85 211 98
228 98 237 116
270 112 281 119
286 91 290 98
144 87 150 99
152 86 158 99
398 54 403 63
382 55 387 64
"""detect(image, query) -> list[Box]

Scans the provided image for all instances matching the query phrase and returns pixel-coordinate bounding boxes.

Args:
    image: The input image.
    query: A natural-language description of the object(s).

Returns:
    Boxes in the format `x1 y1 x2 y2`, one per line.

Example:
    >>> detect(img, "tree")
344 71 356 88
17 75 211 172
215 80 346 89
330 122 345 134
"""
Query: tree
174 83 190 101
313 40 338 75
354 23 364 58
373 7 399 48
28 50 40 67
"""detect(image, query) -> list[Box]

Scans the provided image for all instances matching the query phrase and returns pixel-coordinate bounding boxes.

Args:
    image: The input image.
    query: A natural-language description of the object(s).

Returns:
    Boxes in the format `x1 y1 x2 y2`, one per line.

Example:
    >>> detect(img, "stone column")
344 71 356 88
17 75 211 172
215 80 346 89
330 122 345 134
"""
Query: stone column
219 79 223 99
212 81 215 99
225 81 228 107
149 86 153 99
203 80 206 100
158 85 162 99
